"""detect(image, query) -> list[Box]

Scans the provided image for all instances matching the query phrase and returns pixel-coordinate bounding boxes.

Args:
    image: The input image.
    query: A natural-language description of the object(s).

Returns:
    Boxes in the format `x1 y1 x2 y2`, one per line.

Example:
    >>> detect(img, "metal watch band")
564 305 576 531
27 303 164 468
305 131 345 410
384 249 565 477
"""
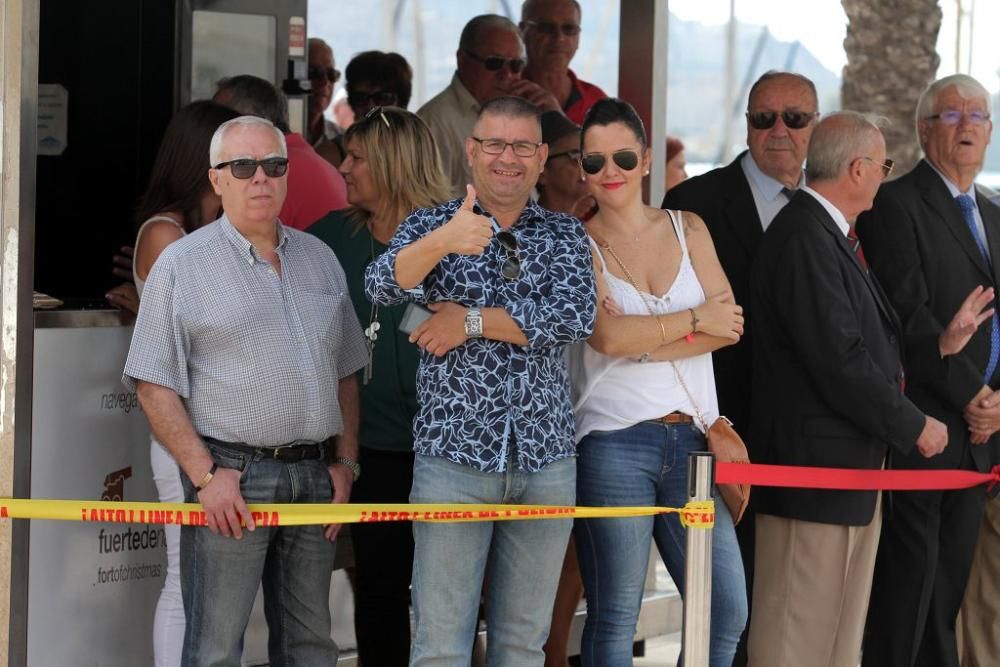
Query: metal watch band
334 456 361 481
465 307 483 338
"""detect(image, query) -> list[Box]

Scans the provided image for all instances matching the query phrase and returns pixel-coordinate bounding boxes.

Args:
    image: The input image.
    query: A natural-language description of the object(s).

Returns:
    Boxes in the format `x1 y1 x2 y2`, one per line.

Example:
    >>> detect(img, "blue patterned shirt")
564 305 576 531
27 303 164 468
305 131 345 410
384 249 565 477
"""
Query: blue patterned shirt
365 197 597 473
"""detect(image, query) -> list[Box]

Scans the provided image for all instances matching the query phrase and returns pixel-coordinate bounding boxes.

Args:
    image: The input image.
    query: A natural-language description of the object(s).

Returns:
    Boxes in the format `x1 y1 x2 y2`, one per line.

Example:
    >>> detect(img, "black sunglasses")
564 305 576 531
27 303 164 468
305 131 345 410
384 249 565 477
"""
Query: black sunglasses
462 49 526 74
496 231 521 281
547 149 581 163
349 90 399 110
308 65 341 84
213 157 289 179
363 106 391 128
581 150 639 175
746 110 818 130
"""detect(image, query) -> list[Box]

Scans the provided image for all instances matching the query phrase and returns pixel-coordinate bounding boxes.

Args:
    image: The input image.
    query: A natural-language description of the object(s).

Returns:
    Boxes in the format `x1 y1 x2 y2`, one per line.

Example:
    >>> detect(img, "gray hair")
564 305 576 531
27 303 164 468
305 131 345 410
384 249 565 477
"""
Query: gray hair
214 74 291 133
805 111 886 183
209 116 287 167
459 14 521 51
915 74 993 143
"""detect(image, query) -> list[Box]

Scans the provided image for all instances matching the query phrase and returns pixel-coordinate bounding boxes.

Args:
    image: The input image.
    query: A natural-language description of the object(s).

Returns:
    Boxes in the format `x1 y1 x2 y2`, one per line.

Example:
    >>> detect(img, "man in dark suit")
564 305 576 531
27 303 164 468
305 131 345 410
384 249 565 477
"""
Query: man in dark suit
662 71 818 664
858 74 1000 667
661 70 816 442
748 111 955 667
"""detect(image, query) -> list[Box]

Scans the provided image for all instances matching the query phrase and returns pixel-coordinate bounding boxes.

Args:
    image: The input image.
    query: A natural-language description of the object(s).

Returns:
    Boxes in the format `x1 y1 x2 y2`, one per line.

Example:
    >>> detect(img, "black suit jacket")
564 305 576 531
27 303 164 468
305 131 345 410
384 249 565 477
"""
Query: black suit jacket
751 191 926 526
857 159 1000 472
662 152 762 439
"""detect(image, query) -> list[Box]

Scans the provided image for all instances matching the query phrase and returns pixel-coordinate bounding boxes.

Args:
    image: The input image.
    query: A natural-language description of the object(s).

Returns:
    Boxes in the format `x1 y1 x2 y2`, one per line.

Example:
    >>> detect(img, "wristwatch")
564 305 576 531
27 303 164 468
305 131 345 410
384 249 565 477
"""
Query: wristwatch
465 307 483 338
334 456 361 481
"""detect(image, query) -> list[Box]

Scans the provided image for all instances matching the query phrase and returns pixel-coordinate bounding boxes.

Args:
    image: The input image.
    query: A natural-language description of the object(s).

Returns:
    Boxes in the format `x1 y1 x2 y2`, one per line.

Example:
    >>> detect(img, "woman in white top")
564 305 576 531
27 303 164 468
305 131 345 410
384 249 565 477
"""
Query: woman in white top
570 98 748 666
133 100 238 667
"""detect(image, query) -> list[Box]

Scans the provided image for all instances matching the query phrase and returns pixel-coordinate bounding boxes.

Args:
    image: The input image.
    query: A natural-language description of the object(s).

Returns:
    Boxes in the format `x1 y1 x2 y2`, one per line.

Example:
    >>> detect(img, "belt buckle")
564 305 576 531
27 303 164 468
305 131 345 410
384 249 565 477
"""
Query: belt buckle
272 445 302 462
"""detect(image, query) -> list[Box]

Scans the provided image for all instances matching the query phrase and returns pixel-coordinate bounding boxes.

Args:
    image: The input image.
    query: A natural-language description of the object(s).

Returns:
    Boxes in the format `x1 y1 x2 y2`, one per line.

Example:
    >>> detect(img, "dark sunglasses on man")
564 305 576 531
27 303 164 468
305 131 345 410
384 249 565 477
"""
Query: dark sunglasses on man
523 20 581 37
213 157 289 179
349 90 399 110
308 65 341 84
746 110 819 130
463 49 526 74
496 231 521 281
581 149 639 175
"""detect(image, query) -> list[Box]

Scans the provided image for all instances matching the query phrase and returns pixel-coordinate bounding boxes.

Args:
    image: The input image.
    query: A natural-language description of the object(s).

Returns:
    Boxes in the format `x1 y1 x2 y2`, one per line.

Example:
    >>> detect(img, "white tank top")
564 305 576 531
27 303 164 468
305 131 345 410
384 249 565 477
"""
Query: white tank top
570 209 719 442
133 215 185 298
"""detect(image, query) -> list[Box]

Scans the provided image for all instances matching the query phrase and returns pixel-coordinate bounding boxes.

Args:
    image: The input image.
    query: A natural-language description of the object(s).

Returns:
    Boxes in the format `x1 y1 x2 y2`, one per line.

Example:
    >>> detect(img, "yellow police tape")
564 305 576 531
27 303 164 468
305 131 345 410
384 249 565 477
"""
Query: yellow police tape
0 499 715 528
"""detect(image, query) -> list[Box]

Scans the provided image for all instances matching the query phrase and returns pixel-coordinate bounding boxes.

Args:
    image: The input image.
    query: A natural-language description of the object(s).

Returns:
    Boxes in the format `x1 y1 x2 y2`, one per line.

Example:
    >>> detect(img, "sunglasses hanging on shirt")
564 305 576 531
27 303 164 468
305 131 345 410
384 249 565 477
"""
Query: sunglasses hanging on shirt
496 231 521 281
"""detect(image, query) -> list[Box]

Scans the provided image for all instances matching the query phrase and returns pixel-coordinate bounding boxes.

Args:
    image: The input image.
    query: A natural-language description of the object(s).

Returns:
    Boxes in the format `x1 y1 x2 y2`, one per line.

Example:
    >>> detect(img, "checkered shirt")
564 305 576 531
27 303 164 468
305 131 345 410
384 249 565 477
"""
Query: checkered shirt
123 215 367 447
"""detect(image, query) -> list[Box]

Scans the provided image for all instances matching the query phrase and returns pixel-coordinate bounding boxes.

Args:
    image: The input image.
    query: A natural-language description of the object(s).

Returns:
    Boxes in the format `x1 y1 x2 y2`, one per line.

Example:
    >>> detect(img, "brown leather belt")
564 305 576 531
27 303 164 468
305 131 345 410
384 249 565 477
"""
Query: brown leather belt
651 411 694 425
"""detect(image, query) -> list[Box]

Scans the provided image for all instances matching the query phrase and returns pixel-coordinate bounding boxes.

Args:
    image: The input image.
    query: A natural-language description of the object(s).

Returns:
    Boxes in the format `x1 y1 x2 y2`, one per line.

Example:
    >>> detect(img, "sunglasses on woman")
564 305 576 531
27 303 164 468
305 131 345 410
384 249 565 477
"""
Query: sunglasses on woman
213 157 289 179
746 110 818 130
349 90 399 110
581 149 639 175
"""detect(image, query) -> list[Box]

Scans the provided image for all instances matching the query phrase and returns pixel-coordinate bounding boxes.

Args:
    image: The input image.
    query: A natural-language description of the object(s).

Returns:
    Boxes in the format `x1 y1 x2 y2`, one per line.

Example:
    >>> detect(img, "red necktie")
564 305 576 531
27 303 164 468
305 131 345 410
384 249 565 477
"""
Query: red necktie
848 230 868 271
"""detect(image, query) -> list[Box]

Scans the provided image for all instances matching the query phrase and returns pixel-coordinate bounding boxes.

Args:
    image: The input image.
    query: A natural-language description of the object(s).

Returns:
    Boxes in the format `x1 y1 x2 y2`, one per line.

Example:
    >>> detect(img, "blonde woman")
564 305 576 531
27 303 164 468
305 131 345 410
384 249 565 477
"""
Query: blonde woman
307 106 451 666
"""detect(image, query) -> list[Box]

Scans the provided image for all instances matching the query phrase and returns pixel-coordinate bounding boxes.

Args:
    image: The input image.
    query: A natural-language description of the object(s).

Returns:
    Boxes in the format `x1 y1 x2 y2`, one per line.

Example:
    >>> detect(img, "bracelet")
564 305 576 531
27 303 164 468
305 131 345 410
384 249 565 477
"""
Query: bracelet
654 315 667 343
685 308 700 343
195 463 218 492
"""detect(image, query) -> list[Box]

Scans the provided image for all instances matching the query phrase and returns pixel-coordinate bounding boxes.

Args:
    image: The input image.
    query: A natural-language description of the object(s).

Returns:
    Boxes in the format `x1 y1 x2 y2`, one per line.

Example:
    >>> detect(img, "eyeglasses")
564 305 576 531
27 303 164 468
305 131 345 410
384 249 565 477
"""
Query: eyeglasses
859 156 895 179
547 149 581 163
363 106 391 128
523 20 582 37
581 149 639 175
213 157 289 179
924 109 991 126
349 90 399 110
746 110 819 130
462 49 526 74
496 231 521 280
472 137 542 157
308 65 341 84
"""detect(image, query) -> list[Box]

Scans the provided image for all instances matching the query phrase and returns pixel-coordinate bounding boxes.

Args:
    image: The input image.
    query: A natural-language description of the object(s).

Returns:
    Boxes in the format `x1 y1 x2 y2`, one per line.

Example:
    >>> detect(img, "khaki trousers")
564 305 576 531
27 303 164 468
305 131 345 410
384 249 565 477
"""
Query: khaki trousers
748 496 881 667
959 494 1000 667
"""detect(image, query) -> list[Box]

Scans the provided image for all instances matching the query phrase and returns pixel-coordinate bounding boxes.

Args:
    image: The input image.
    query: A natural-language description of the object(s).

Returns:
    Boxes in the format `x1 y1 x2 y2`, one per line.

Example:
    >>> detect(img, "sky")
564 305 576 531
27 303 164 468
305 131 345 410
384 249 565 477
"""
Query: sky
670 0 1000 93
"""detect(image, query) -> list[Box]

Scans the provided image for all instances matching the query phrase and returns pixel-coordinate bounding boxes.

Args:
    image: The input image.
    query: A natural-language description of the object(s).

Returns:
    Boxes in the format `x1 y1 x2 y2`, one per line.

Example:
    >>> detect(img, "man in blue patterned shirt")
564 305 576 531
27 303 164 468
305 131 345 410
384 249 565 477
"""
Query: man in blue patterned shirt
124 116 368 666
366 96 596 665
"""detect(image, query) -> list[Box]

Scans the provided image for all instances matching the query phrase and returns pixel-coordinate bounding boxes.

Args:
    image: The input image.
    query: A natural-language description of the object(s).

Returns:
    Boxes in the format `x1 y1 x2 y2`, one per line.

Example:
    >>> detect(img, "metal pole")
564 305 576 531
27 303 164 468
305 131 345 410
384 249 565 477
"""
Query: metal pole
682 451 715 667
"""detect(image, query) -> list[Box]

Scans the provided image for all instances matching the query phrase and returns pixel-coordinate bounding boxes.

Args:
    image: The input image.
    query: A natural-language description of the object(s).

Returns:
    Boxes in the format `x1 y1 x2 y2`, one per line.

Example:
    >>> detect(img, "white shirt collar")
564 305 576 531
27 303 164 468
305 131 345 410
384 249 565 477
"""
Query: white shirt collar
742 152 803 202
801 185 850 237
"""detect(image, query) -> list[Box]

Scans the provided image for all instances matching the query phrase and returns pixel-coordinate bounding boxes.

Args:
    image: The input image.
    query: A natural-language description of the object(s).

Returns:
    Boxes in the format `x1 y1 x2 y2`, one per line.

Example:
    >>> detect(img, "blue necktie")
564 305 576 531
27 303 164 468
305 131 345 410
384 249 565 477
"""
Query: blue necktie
956 194 1000 382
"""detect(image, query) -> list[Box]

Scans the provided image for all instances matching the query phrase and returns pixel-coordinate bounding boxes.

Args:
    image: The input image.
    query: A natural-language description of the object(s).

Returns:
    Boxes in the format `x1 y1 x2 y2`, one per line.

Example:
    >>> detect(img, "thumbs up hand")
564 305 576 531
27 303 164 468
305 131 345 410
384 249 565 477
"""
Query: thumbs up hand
439 185 493 255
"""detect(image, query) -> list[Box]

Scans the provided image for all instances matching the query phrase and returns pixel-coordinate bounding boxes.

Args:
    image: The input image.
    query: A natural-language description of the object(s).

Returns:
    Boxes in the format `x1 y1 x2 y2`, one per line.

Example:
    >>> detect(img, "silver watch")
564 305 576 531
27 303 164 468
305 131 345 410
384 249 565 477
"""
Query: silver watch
465 307 483 338
334 456 361 481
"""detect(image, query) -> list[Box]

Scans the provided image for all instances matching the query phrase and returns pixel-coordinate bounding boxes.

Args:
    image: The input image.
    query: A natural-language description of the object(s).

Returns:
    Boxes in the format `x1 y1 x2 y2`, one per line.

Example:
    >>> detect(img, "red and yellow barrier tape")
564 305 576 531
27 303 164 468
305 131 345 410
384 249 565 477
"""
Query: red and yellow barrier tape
0 499 717 528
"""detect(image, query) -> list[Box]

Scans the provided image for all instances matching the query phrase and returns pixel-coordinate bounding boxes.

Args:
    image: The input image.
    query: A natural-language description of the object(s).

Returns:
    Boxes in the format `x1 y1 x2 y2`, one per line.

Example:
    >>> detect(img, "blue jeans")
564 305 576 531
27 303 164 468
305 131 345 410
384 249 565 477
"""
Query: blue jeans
409 453 576 667
180 441 338 667
575 421 748 667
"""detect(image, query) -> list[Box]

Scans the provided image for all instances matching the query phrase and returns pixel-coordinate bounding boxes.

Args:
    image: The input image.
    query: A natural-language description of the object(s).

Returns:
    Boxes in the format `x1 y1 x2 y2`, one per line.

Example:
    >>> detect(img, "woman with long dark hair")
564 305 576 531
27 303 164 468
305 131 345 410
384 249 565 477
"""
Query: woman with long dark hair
570 98 748 666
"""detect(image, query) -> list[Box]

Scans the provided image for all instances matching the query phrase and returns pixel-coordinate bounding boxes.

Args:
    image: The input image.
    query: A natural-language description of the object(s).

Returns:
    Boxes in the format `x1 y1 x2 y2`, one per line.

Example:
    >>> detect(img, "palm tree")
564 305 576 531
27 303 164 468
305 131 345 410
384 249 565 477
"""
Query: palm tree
841 0 943 175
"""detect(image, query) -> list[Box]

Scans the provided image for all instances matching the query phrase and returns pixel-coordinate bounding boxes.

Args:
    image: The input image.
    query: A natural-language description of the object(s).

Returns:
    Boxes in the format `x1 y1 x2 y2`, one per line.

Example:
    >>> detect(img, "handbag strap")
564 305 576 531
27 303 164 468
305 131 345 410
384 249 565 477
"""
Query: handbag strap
594 215 712 432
